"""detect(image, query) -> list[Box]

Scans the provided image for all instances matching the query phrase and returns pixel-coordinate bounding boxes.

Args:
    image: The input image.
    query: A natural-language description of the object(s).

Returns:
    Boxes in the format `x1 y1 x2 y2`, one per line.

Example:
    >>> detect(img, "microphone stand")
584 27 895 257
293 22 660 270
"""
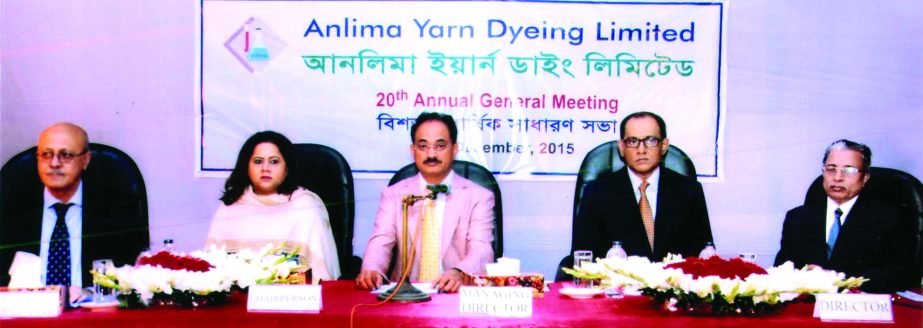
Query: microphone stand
378 193 433 302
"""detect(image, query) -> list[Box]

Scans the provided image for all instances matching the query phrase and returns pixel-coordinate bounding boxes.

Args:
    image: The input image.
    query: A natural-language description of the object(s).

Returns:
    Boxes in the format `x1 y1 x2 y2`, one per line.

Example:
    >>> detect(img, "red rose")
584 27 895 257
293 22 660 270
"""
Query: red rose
137 251 213 272
665 256 766 279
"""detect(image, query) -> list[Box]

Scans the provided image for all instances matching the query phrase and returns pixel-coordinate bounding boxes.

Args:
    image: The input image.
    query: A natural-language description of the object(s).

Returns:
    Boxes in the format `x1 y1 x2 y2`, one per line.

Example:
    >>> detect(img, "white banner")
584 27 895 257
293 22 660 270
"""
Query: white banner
198 0 727 180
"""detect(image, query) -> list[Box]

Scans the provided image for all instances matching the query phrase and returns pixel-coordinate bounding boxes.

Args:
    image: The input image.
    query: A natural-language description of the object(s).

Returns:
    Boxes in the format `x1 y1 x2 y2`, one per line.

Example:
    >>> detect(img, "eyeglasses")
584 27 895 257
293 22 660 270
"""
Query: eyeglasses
414 142 450 152
622 137 662 148
822 165 864 176
37 150 87 164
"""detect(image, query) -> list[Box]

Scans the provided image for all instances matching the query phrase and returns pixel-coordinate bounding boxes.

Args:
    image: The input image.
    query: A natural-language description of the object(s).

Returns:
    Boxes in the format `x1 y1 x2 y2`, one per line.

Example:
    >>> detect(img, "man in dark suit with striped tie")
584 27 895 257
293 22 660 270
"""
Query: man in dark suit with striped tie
774 139 917 293
573 112 714 263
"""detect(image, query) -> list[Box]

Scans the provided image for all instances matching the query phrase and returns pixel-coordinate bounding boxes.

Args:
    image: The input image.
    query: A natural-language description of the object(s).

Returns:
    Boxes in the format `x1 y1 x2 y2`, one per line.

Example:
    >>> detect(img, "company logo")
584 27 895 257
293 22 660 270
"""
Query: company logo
224 17 286 73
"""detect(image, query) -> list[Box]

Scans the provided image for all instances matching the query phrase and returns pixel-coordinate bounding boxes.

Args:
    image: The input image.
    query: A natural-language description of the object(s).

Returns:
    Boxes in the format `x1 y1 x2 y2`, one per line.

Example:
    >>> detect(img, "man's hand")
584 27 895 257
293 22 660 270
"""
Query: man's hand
356 270 387 290
805 264 825 271
432 268 464 293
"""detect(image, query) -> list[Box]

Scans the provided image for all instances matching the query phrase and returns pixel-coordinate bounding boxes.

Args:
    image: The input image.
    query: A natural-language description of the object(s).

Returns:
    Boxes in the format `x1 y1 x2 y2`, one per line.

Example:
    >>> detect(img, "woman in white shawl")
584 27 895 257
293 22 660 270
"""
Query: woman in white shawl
205 131 340 283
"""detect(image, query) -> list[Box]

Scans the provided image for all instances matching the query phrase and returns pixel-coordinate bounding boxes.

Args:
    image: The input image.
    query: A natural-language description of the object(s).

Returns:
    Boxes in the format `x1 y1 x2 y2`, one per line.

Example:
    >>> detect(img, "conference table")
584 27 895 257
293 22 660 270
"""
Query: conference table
4 281 921 327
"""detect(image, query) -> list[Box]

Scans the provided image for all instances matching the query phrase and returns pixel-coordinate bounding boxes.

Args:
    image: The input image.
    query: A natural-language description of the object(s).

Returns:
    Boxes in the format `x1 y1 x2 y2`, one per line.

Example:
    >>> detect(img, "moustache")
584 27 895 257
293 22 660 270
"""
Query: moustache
424 158 442 165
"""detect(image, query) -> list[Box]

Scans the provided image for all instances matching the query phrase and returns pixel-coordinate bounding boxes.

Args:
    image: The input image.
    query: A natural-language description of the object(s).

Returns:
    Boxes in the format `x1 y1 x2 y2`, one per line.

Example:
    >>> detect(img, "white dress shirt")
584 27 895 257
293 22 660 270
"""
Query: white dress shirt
628 167 661 220
39 181 84 287
825 196 858 242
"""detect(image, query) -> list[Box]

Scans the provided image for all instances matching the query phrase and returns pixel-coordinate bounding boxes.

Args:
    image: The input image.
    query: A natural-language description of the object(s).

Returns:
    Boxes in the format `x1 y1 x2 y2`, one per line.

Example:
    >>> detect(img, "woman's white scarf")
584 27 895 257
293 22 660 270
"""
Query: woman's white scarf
206 186 341 283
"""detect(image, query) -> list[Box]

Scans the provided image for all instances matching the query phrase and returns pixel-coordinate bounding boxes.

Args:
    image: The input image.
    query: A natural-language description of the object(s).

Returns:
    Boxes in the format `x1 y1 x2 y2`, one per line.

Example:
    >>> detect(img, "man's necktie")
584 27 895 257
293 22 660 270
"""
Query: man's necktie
639 181 655 251
46 203 74 286
418 197 440 282
827 208 842 259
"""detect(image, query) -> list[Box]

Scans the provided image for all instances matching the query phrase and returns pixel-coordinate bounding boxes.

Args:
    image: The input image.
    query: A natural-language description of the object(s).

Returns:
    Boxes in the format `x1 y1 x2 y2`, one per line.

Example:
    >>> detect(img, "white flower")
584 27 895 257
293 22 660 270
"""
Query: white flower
721 280 743 303
579 261 606 275
689 275 717 298
567 255 866 311
102 245 304 306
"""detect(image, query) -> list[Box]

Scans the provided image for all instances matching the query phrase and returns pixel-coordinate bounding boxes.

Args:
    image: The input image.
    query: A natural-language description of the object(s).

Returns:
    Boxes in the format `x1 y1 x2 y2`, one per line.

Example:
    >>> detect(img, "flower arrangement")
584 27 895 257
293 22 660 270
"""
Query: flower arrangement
93 244 304 308
565 255 867 316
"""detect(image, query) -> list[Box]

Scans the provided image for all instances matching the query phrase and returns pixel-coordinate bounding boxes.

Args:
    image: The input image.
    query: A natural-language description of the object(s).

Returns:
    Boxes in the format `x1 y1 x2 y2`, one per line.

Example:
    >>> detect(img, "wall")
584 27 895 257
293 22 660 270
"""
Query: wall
2 0 921 278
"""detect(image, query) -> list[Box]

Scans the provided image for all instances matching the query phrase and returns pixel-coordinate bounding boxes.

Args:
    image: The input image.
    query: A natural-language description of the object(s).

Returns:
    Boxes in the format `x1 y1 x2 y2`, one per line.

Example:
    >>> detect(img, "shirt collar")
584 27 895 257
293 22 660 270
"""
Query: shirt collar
827 195 858 217
44 180 84 208
628 166 660 192
418 170 455 193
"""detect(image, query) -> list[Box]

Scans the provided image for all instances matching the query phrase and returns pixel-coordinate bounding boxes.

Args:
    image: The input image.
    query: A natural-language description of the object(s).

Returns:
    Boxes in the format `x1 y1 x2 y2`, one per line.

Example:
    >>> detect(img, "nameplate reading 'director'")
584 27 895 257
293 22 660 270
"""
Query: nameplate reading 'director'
812 293 893 322
0 287 63 318
247 284 322 313
459 286 532 318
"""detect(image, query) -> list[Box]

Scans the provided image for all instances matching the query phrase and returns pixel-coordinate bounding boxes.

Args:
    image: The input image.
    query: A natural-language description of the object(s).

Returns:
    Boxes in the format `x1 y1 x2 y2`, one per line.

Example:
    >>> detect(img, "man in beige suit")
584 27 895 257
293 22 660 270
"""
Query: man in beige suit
356 112 495 293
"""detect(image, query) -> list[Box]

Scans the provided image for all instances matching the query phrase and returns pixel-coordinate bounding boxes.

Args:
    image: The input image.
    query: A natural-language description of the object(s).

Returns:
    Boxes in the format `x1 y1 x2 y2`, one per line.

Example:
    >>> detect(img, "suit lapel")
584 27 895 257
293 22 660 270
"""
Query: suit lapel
830 197 868 263
80 180 101 285
804 202 829 264
400 180 421 255
441 179 464 258
612 169 651 258
653 170 675 257
614 170 640 217
23 190 45 255
82 183 97 244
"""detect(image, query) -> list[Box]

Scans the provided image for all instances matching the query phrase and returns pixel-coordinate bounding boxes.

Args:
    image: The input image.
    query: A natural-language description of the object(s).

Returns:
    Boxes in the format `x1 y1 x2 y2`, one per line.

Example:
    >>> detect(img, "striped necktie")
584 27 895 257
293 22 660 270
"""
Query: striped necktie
46 203 74 286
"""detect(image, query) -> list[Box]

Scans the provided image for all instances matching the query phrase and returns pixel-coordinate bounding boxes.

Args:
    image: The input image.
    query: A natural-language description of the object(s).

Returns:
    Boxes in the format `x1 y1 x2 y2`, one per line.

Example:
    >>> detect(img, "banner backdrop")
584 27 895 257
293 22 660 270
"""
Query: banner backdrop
198 0 727 180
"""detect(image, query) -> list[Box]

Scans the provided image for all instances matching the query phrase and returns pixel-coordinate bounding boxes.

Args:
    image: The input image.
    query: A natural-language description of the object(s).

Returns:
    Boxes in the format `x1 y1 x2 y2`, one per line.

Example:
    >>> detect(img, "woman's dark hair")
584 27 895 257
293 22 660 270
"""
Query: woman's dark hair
220 131 300 205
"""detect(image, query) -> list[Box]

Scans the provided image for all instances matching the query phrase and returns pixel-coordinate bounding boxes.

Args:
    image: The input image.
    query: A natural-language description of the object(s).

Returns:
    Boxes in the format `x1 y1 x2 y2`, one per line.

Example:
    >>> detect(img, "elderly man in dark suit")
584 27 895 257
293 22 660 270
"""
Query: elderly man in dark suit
572 111 713 262
774 140 917 293
0 122 149 287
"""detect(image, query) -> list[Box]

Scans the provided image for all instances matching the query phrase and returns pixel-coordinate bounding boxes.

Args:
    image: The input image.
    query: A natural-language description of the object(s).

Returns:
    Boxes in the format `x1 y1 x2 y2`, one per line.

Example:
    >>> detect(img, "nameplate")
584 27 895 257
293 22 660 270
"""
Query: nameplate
459 286 532 317
247 284 321 313
0 287 63 318
813 293 893 322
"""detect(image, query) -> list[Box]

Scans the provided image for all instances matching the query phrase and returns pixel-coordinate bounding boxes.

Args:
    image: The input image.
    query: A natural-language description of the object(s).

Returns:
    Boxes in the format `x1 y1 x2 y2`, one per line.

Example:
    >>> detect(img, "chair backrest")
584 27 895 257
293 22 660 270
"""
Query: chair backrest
1 143 149 221
292 143 360 279
388 160 503 258
804 167 923 279
573 141 696 219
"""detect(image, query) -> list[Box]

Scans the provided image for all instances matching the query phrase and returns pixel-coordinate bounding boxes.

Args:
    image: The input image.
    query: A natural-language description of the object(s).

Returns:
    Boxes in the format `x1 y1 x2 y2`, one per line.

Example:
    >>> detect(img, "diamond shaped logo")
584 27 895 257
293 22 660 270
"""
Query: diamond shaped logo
224 17 286 73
